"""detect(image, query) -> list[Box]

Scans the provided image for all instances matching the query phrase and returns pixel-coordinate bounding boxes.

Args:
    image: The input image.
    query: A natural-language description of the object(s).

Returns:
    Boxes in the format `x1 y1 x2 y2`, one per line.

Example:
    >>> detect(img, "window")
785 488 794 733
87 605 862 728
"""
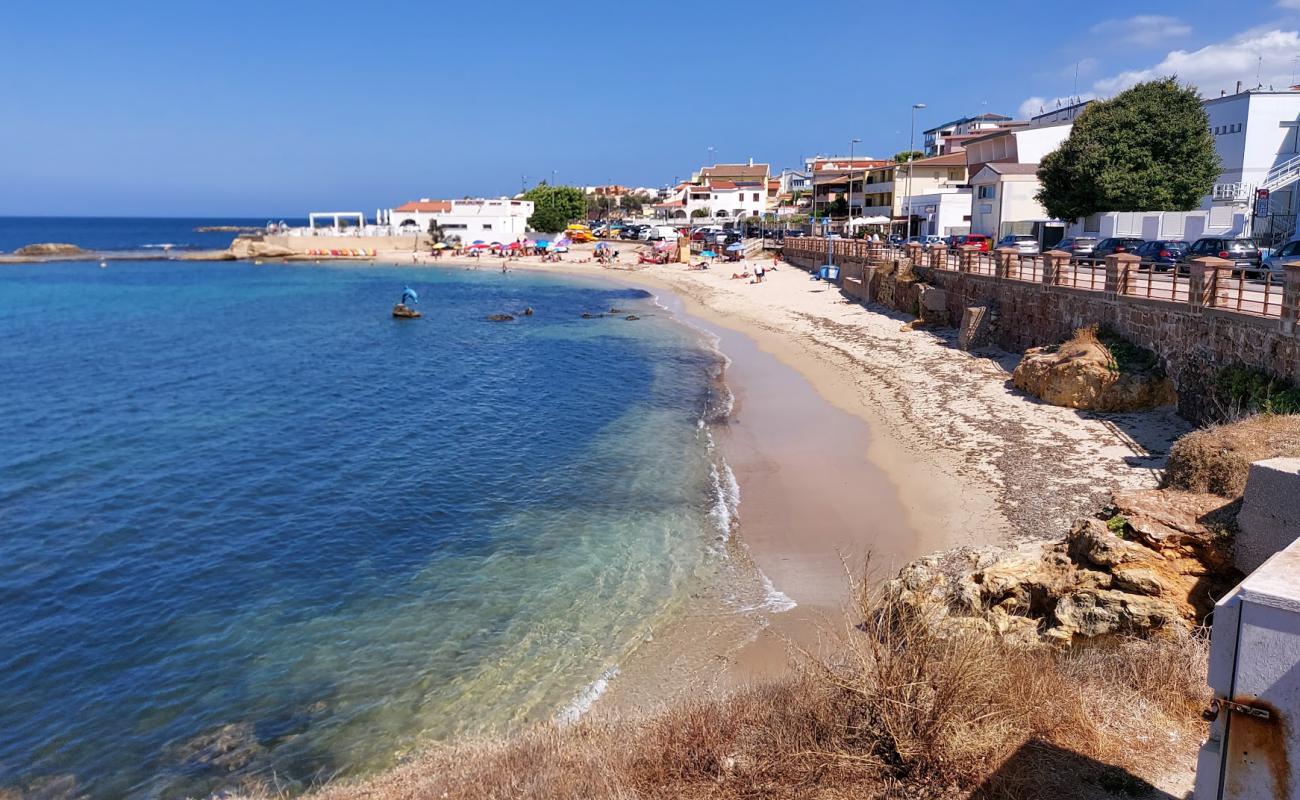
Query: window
977 185 996 199
753 193 760 202
483 224 492 230
948 168 964 181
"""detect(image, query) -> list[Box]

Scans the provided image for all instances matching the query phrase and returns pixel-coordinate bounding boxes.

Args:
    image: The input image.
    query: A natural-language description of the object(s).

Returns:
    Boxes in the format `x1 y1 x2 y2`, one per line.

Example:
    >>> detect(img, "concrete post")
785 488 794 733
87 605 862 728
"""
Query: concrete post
1042 249 1069 286
1281 261 1300 335
930 243 948 269
1104 253 1140 296
995 247 1018 279
959 245 977 273
1189 256 1234 310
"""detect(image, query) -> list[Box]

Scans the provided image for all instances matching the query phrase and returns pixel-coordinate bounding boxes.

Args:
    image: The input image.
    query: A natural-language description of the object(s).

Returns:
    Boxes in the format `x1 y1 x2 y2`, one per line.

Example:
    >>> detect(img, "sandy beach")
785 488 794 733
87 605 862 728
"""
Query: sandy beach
299 241 1189 716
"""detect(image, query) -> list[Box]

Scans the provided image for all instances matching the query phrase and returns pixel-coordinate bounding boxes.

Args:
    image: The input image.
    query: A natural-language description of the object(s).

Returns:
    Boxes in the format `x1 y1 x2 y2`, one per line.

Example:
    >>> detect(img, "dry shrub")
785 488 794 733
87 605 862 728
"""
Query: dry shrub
1163 413 1300 497
258 585 1208 800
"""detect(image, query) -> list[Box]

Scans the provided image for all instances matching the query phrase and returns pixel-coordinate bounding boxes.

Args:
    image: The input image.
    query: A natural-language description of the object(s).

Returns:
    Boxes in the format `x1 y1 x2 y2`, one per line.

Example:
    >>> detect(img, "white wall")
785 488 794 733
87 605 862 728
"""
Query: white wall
909 190 972 236
1013 124 1072 163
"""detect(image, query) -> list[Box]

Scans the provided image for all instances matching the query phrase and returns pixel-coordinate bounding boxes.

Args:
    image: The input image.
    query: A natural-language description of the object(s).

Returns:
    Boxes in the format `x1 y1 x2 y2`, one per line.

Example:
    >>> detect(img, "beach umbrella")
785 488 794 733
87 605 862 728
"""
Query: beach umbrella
471 240 485 245
432 242 449 249
701 250 717 258
535 240 550 249
725 242 744 252
595 242 609 251
506 241 521 250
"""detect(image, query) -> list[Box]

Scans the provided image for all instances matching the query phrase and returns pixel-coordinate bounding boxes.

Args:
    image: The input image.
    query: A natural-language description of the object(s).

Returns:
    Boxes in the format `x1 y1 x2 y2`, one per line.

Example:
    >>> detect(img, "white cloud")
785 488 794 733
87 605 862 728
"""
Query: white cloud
1278 0 1300 9
1090 15 1192 47
1092 28 1300 97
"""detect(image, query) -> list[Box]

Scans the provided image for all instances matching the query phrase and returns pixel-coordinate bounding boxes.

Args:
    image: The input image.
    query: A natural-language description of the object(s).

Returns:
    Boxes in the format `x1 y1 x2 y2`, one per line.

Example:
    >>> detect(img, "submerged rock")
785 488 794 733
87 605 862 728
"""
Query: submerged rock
624 315 640 321
487 313 515 322
522 307 534 316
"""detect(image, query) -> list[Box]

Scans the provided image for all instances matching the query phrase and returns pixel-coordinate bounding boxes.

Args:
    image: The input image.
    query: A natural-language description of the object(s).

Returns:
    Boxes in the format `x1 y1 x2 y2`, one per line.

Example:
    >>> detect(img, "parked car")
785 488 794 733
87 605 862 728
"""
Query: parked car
1092 237 1146 260
996 234 1041 255
1132 240 1189 271
1181 237 1263 276
691 227 719 242
1051 236 1098 257
619 225 643 240
646 225 680 242
1263 238 1300 274
951 233 992 252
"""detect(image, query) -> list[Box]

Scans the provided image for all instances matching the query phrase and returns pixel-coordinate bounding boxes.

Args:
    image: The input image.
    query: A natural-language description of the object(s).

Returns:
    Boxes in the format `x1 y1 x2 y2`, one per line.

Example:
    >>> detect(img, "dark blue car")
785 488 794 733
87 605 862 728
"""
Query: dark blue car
1133 239 1188 271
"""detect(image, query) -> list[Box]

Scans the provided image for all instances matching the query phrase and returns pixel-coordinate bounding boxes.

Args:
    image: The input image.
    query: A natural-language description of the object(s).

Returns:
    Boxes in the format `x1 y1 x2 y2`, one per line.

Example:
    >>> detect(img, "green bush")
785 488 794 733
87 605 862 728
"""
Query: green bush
1214 366 1300 416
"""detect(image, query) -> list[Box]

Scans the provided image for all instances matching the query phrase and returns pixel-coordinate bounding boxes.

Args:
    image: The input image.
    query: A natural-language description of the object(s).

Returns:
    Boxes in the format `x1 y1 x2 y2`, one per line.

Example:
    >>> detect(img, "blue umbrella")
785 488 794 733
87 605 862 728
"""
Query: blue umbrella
701 250 717 258
725 242 744 251
471 240 485 245
401 286 418 304
535 240 550 248
595 242 609 250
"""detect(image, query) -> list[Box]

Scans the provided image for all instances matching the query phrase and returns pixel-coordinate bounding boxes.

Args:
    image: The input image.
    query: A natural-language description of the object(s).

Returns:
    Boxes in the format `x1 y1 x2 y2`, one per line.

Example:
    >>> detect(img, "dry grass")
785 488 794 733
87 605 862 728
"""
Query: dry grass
1163 413 1300 497
252 579 1209 800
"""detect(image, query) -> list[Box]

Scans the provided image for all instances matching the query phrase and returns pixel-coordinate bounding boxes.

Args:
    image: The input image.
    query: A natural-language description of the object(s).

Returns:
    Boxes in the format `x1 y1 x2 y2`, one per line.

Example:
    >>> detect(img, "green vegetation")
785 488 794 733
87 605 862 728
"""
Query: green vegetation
1214 365 1300 416
690 207 711 219
893 150 924 163
523 184 587 233
1037 78 1220 221
1106 514 1128 535
1096 327 1163 377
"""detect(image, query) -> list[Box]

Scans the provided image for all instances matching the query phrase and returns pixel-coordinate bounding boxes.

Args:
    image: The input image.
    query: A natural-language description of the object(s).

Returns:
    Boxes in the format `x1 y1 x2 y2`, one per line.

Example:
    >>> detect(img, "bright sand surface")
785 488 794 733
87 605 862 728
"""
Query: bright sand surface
324 240 1188 716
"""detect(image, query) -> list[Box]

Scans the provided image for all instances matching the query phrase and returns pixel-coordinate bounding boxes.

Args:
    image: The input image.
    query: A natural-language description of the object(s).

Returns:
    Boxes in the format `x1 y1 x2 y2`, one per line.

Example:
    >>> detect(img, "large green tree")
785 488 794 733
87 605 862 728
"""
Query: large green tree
1036 78 1220 221
523 183 587 232
893 150 924 164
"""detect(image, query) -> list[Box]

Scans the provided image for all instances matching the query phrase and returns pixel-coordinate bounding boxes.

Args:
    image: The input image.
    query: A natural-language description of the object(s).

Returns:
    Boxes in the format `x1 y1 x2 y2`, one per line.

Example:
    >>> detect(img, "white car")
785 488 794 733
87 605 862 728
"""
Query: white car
997 234 1041 255
647 226 680 242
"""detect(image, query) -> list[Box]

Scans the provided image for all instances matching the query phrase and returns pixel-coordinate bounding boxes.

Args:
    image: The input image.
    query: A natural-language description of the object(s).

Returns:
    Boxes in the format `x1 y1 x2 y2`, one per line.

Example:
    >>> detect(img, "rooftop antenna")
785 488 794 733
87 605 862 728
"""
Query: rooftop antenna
1073 61 1080 98
1257 55 1263 88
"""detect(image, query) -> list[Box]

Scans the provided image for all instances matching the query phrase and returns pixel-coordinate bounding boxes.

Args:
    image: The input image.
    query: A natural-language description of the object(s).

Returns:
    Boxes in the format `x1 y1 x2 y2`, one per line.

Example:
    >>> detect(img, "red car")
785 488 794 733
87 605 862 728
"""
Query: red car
952 234 992 252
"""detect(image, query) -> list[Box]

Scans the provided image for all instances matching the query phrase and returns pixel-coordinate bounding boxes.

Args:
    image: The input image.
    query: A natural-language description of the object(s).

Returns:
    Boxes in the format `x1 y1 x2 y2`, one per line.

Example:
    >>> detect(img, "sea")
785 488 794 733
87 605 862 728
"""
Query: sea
0 218 787 798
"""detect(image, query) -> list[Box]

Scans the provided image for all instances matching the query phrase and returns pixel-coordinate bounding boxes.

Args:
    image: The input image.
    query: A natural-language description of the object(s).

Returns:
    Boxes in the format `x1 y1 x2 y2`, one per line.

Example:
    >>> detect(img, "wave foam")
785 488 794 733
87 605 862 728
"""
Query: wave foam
555 666 619 725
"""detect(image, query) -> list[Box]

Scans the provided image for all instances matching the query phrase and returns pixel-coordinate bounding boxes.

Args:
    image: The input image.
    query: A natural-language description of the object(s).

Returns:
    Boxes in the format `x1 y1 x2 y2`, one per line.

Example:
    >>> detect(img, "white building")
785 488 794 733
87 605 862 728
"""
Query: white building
388 198 534 242
968 163 1053 238
906 189 973 237
679 180 769 220
1203 88 1300 247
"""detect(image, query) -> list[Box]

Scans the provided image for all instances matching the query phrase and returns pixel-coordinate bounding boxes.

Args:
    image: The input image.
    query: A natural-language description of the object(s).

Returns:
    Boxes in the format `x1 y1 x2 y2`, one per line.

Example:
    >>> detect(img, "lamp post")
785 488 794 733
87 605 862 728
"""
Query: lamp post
849 137 861 234
905 103 926 241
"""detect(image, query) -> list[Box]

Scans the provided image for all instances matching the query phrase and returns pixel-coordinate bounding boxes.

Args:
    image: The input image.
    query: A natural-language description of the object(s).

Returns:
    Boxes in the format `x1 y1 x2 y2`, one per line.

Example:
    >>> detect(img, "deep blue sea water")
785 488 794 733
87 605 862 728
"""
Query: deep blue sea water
0 245 745 798
0 216 298 254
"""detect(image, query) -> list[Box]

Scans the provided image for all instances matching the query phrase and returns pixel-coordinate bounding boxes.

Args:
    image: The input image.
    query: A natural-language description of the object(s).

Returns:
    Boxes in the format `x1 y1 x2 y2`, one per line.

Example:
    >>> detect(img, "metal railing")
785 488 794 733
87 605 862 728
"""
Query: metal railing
777 238 1292 322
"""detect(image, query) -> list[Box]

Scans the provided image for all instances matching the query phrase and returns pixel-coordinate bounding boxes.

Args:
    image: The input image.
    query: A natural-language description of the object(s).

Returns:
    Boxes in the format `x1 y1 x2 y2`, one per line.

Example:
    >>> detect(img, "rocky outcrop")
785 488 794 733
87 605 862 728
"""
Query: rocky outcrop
227 238 297 260
1013 329 1176 412
13 243 84 257
887 488 1239 645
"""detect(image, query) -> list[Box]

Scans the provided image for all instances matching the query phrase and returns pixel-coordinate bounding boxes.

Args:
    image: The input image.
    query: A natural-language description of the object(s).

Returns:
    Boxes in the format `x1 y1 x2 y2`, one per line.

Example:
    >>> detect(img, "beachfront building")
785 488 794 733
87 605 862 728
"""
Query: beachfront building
684 180 769 220
808 156 891 221
907 189 974 237
388 197 534 242
967 163 1057 240
695 161 770 186
853 153 969 232
923 113 1013 156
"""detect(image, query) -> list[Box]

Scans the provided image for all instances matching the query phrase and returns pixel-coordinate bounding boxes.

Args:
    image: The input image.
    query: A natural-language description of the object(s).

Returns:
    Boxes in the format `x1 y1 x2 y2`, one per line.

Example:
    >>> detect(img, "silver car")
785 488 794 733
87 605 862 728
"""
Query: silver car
1263 238 1300 274
1053 236 1098 256
997 234 1041 255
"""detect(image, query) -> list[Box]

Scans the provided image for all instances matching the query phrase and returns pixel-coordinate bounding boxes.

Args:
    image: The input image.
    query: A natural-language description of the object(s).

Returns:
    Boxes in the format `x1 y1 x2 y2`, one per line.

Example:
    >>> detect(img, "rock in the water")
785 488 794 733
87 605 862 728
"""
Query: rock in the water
14 243 84 257
487 313 515 322
624 315 640 321
581 312 601 319
228 238 297 260
170 721 265 772
1012 328 1175 412
522 307 534 316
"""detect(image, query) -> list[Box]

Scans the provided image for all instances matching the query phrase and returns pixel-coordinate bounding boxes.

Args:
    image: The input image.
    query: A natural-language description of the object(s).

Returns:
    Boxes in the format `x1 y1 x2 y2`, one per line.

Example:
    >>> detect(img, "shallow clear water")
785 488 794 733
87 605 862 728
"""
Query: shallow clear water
0 259 737 798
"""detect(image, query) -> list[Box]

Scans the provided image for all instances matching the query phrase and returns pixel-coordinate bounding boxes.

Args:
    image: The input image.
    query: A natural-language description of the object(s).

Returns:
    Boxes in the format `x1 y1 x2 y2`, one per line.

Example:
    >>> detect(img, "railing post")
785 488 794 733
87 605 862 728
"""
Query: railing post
995 247 1017 279
959 245 977 273
1281 261 1300 335
1188 256 1233 311
906 242 923 267
1042 250 1068 285
1104 253 1140 297
930 243 947 269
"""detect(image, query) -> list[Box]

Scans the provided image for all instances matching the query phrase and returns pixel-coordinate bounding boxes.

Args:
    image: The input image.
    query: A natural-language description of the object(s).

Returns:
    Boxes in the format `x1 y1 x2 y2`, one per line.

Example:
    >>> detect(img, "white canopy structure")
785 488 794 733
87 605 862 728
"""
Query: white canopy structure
308 212 365 231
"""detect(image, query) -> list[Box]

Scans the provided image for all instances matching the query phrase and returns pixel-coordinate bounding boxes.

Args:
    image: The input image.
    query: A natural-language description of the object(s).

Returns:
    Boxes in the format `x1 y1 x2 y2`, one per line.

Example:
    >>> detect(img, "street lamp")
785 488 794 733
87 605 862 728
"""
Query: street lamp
905 103 926 241
847 137 857 230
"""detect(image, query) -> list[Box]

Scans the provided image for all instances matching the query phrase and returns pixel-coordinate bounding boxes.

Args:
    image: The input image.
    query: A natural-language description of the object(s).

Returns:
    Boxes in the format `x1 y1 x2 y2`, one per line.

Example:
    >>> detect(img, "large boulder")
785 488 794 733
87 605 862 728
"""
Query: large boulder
228 238 297 260
1013 328 1175 412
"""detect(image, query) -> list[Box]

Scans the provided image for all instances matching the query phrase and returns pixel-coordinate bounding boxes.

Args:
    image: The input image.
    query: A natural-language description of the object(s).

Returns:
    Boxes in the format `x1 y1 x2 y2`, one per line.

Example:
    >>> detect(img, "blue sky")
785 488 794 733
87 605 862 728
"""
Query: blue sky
1 0 1297 216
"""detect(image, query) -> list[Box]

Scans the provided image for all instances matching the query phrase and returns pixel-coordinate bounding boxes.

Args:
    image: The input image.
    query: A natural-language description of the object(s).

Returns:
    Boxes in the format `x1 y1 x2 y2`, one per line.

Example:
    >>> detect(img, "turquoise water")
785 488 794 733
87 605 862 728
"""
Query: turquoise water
0 259 743 798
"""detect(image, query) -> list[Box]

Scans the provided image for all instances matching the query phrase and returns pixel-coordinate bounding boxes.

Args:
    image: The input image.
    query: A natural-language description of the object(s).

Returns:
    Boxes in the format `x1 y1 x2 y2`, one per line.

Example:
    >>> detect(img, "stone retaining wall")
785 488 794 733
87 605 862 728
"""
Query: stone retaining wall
782 248 1300 423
